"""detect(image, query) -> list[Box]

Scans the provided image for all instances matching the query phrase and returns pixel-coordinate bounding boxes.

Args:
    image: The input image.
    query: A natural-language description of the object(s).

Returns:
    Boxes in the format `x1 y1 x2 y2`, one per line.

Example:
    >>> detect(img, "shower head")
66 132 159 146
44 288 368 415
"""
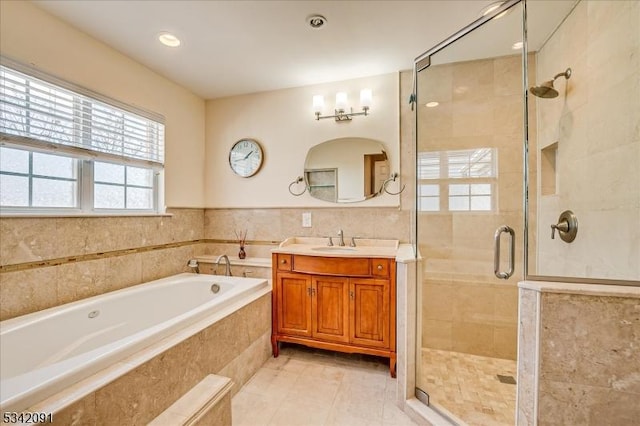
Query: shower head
529 68 571 99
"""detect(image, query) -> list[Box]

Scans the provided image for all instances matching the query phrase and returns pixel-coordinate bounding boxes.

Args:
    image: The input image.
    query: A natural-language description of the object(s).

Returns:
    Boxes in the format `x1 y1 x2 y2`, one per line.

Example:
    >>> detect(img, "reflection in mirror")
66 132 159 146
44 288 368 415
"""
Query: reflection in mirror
304 137 389 203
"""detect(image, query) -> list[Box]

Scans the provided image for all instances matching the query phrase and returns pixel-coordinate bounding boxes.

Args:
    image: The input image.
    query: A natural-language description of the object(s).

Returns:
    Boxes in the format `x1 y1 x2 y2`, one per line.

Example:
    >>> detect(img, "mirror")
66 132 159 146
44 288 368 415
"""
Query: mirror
304 137 389 203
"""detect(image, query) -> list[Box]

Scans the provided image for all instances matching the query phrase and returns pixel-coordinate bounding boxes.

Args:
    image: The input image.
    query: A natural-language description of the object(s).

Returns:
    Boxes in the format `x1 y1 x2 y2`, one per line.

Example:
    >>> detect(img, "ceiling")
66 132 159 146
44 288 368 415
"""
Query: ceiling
33 0 575 100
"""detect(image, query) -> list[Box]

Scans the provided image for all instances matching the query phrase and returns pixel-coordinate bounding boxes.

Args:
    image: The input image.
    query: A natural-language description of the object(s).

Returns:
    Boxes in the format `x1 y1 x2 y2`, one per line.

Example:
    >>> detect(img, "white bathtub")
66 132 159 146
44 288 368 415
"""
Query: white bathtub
0 272 269 412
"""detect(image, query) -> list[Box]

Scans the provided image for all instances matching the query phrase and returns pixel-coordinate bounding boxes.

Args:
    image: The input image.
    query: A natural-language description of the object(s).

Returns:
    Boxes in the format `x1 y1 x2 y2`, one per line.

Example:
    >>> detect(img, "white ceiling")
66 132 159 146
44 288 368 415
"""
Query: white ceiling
33 0 575 100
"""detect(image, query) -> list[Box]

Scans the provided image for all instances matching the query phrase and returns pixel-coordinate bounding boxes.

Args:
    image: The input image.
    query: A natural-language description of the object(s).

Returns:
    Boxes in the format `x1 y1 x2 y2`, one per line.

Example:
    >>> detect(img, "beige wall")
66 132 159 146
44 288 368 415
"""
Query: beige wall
204 73 401 208
533 0 640 281
0 0 206 208
415 54 536 360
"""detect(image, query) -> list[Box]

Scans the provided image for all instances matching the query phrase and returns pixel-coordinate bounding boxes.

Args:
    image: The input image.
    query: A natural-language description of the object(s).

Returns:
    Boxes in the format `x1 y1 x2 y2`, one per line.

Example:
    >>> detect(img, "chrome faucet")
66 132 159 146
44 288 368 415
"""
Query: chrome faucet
337 229 345 247
215 254 232 276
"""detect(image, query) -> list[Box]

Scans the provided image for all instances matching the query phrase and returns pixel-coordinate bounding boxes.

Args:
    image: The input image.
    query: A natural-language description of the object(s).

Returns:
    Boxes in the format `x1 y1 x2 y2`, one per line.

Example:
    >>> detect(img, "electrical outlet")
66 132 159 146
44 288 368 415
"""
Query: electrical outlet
302 212 312 228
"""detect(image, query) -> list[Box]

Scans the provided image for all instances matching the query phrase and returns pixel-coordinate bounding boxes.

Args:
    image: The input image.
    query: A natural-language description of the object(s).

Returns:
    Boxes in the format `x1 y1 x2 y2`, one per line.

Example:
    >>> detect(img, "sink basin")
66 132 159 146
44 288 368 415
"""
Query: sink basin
311 246 357 253
274 236 399 258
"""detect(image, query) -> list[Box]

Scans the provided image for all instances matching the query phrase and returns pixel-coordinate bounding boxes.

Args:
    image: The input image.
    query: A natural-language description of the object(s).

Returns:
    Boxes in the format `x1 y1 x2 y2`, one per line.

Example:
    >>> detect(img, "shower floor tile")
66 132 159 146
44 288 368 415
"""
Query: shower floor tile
232 344 417 426
419 348 517 426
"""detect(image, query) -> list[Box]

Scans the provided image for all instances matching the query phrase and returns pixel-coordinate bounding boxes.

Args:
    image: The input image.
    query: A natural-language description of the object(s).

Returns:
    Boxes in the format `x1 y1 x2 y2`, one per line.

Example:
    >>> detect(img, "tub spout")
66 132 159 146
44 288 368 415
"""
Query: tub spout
215 255 232 276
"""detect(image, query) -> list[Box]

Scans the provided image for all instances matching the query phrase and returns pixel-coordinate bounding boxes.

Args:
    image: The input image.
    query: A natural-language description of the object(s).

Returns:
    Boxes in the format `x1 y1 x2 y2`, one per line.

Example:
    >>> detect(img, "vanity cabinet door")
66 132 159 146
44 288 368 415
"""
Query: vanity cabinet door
311 276 350 343
276 272 312 337
349 278 390 349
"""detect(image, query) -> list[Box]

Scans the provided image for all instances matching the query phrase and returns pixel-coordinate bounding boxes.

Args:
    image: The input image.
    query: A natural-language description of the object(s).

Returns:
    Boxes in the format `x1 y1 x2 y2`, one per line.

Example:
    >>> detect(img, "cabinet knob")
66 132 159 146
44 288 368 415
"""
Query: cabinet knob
281 259 287 264
377 264 383 271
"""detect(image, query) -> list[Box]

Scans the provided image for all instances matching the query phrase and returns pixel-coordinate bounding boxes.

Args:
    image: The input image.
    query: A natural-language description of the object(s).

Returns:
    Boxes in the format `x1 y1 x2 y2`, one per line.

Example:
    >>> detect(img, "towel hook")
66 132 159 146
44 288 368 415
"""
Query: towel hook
288 176 307 196
380 172 406 195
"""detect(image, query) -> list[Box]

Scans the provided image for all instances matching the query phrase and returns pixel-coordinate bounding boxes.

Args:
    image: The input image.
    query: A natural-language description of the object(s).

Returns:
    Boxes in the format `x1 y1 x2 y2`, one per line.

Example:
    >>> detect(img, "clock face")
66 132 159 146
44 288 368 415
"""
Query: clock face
229 139 264 177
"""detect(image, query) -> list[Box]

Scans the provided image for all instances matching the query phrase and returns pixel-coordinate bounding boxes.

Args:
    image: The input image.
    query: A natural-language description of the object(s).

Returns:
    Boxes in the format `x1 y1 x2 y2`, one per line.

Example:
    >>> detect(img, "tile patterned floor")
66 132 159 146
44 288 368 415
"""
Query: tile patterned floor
418 348 517 426
232 344 417 426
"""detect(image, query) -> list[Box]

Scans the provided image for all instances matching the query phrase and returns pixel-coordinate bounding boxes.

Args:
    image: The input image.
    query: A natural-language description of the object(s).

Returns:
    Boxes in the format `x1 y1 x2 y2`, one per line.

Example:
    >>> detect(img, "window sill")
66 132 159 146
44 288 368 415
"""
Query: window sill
0 211 173 218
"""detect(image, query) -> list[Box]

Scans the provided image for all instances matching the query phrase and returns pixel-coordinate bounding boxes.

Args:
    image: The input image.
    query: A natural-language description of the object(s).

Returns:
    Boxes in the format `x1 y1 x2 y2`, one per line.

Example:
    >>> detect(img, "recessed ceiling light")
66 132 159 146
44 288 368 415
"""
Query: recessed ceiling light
479 1 510 19
307 14 327 29
425 102 439 108
512 41 523 50
158 32 181 47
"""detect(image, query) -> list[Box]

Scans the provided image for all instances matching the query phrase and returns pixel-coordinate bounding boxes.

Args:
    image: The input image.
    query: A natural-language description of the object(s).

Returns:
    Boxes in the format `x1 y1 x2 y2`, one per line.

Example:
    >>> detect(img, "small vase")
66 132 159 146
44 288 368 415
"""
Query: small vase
238 246 246 259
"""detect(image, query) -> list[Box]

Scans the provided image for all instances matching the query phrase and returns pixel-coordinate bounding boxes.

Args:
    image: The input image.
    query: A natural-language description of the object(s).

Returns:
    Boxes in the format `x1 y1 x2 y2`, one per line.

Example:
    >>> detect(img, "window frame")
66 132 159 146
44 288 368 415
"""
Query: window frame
0 59 165 216
418 148 498 213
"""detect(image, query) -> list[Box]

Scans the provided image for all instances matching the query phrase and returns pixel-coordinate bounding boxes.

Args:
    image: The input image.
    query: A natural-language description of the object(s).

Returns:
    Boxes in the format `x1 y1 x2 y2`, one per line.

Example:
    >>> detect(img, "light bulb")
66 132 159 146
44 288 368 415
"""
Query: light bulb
335 92 348 112
360 89 372 109
312 95 324 113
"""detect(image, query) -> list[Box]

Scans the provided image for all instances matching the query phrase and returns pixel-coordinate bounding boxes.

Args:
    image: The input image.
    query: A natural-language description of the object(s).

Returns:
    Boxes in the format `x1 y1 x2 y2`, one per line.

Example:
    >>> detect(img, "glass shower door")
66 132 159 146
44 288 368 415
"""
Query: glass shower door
414 2 526 424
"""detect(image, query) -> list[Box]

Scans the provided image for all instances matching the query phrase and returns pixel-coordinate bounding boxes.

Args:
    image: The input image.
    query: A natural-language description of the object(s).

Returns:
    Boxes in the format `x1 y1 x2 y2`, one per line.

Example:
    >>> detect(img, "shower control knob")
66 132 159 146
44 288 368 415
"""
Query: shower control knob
551 221 569 239
550 210 578 243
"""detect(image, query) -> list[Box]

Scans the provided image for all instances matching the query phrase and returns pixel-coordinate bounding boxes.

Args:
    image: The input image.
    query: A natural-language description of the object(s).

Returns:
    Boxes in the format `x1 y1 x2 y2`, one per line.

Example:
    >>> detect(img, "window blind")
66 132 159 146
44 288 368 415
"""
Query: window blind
0 63 164 168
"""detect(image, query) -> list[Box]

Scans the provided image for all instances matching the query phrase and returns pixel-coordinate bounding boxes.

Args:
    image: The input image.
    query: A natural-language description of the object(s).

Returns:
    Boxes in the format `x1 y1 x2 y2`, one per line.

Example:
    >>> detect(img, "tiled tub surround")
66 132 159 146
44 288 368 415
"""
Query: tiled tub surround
517 281 640 426
1 273 268 411
0 208 206 321
8 290 272 425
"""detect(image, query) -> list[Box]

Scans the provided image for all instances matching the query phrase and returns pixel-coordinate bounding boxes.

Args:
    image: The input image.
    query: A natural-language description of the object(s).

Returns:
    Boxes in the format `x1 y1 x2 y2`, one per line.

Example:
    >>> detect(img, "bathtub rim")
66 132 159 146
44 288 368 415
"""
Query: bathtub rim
0 273 271 415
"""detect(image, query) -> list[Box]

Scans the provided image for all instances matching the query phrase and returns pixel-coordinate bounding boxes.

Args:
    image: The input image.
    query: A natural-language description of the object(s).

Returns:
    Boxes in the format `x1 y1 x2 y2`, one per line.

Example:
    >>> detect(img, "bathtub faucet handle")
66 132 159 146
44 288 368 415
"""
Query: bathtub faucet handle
187 259 200 274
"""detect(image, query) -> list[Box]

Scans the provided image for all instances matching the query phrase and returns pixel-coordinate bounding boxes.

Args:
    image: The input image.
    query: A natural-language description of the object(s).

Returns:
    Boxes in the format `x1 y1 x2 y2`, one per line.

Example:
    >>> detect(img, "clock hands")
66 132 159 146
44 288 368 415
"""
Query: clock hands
242 150 255 160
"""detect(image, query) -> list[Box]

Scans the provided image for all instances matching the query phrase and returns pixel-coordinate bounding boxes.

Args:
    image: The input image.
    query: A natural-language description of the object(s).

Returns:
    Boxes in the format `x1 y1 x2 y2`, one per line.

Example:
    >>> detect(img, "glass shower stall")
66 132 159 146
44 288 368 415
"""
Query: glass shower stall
412 0 639 424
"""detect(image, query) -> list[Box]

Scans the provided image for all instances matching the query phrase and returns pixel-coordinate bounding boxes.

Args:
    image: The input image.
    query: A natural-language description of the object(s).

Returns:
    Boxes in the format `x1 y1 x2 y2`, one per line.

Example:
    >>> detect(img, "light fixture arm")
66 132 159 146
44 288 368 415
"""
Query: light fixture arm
315 106 370 122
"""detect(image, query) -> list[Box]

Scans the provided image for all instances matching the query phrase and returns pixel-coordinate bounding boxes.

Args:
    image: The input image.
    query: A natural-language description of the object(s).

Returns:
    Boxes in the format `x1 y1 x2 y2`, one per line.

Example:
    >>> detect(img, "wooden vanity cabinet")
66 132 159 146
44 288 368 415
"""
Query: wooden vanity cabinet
272 253 397 377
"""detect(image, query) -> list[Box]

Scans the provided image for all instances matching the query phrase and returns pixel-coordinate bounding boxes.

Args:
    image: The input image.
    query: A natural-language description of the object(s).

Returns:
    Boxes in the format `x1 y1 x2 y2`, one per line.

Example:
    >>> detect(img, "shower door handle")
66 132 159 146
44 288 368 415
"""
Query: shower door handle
494 225 515 279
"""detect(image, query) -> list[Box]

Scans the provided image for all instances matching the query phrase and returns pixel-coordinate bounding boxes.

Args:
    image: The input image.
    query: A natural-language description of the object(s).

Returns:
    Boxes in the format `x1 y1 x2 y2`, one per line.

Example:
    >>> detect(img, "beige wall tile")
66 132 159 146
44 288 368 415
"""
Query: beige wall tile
539 293 640 393
0 218 59 265
0 268 58 321
452 321 494 357
538 379 640 426
421 319 452 351
422 281 454 321
516 289 538 426
493 325 517 360
452 283 495 324
55 259 109 306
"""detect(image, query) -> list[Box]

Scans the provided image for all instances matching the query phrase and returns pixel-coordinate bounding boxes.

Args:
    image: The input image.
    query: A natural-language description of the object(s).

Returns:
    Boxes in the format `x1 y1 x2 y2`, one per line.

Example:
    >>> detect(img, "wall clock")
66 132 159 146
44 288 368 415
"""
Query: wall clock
228 138 264 177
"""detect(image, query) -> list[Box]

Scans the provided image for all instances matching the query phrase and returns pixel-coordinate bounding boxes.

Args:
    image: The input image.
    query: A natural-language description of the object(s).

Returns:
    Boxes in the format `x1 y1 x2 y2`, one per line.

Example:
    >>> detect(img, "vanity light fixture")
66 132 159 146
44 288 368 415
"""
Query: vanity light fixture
313 89 372 122
158 32 181 47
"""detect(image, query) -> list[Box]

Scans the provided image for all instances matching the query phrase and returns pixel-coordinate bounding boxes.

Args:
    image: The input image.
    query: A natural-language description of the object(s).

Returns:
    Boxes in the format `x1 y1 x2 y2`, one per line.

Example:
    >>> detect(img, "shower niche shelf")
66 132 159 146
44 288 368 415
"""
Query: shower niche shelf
541 142 558 196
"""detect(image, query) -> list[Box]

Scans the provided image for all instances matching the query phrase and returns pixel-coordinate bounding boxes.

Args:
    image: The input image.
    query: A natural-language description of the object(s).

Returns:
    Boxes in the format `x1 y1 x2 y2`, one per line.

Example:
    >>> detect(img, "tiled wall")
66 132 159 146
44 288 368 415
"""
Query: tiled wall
517 287 640 425
0 209 206 320
533 0 640 281
412 54 536 360
0 206 411 321
203 207 411 258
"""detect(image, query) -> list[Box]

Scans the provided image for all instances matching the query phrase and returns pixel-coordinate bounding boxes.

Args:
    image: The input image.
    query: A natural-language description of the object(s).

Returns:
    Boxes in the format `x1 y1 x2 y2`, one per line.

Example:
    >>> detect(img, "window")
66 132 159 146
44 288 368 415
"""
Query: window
418 148 497 212
0 61 164 214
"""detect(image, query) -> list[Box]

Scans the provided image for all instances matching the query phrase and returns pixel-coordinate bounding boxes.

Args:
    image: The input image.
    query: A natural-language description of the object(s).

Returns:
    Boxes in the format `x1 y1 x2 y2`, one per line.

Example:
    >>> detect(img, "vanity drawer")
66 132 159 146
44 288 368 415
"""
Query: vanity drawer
371 259 391 278
277 254 292 271
293 255 370 276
